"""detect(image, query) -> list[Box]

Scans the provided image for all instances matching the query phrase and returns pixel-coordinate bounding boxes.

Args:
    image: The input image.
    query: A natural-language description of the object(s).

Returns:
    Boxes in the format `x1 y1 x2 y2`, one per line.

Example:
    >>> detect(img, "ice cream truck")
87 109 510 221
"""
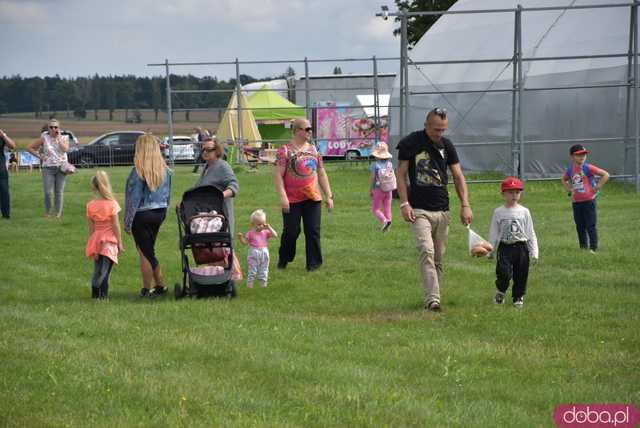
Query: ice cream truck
314 101 388 160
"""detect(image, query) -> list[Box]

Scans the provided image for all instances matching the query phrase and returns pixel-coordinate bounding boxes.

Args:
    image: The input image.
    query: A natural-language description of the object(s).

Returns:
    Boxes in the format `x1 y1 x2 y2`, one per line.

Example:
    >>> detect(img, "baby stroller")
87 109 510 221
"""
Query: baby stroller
175 185 237 299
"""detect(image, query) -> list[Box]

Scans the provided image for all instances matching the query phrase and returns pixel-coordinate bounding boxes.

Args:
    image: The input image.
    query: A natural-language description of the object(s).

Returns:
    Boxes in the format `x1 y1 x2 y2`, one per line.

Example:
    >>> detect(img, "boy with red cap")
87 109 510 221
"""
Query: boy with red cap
487 177 539 309
561 144 609 253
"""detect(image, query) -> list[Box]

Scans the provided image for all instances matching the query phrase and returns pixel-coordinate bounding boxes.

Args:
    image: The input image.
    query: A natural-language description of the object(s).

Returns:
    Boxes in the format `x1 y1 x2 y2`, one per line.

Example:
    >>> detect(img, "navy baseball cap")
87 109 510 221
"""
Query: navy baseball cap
569 144 590 155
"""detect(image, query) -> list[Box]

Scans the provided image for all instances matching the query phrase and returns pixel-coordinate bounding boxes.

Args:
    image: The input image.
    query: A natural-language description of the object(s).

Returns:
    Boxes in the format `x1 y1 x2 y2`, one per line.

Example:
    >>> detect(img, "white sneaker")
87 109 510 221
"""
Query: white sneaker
514 297 524 309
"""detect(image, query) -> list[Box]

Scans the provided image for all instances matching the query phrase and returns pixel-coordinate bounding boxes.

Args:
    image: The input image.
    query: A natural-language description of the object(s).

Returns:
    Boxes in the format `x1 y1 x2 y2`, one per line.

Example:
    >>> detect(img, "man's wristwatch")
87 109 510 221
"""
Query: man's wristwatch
400 202 410 209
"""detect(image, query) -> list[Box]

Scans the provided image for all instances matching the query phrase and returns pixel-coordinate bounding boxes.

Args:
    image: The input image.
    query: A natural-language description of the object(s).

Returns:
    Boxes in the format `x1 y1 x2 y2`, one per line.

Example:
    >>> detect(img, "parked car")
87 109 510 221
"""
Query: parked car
162 135 197 163
40 129 79 150
68 131 158 167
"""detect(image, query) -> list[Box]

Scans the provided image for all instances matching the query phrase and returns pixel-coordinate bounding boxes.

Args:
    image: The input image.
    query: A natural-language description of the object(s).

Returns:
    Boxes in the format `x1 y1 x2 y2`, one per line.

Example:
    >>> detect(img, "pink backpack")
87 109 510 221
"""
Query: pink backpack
378 162 397 192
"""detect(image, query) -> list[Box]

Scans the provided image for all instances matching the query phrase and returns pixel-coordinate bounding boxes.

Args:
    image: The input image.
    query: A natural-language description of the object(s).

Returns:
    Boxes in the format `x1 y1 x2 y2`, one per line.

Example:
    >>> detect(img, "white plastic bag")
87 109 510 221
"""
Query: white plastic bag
467 225 490 256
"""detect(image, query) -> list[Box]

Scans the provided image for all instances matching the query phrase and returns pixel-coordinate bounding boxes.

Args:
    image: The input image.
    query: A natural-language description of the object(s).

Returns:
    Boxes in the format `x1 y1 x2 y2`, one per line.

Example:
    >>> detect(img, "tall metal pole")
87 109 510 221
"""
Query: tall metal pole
516 5 525 179
373 55 381 144
399 11 407 138
634 2 639 192
511 10 520 177
164 59 174 167
235 58 243 164
623 4 635 190
402 12 410 137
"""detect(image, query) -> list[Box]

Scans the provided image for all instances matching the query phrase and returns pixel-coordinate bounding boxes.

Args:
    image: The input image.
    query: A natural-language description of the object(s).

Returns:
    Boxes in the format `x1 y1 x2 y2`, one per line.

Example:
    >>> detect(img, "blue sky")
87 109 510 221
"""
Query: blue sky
0 0 401 79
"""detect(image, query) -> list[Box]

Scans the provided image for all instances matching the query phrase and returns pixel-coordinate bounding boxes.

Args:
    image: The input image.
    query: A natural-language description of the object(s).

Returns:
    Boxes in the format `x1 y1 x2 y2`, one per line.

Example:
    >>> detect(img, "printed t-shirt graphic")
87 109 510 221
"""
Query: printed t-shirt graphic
415 150 444 187
276 144 323 203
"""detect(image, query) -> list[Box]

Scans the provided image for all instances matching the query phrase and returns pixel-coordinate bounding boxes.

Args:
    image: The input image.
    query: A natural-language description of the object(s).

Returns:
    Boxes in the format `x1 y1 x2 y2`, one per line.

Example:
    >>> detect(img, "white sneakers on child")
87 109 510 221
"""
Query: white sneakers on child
494 292 524 309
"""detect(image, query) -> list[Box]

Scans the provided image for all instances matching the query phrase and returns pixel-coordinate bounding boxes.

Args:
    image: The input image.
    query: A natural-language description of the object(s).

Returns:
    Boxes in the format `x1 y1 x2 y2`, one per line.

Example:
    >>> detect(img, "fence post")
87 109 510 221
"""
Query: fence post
511 8 520 177
623 5 635 190
235 58 244 164
304 57 311 123
399 10 408 138
633 1 639 192
516 5 524 180
165 59 174 167
373 55 381 144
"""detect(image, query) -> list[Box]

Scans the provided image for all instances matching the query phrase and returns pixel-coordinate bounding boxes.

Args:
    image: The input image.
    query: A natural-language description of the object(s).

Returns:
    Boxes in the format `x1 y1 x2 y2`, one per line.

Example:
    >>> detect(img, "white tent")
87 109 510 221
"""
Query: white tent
216 91 262 163
389 0 636 177
243 79 289 100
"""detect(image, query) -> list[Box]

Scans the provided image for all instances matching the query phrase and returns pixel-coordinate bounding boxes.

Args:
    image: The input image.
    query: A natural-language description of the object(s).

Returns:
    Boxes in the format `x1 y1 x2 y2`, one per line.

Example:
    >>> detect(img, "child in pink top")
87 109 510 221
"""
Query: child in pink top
561 144 609 253
368 142 396 233
86 170 124 299
237 209 277 288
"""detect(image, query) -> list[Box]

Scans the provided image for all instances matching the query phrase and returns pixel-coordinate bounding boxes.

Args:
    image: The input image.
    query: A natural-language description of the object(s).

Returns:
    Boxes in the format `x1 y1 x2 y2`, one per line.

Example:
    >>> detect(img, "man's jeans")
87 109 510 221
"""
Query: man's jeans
411 209 451 306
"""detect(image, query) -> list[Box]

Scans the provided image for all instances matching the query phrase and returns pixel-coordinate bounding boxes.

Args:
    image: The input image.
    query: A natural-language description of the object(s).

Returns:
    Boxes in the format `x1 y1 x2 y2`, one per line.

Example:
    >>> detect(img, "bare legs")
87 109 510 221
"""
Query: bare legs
136 246 166 290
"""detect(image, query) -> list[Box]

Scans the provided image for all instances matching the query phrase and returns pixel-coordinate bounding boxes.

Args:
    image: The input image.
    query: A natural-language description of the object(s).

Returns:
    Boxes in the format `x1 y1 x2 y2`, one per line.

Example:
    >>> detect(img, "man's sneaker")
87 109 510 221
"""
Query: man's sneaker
494 291 505 305
139 288 150 298
382 221 392 233
426 301 441 312
589 249 597 255
514 297 524 309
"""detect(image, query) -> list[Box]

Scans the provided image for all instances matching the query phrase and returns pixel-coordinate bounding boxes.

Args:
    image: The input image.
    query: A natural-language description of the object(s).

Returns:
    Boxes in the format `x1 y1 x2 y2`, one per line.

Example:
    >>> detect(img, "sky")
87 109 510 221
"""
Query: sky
0 0 401 80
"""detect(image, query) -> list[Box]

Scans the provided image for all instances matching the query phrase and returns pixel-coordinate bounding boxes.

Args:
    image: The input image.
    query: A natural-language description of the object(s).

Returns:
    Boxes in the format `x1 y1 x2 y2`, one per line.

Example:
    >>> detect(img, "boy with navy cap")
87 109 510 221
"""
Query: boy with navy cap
561 144 609 253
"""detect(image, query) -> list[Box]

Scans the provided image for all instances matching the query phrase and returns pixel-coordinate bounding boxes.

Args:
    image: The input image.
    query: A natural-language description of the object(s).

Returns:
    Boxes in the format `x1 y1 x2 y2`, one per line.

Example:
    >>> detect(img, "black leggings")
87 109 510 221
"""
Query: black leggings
132 208 167 269
92 256 114 299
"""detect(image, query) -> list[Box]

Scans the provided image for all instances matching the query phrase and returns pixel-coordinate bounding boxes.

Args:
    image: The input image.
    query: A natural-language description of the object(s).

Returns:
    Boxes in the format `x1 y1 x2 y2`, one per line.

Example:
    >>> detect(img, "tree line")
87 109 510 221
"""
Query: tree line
0 73 279 121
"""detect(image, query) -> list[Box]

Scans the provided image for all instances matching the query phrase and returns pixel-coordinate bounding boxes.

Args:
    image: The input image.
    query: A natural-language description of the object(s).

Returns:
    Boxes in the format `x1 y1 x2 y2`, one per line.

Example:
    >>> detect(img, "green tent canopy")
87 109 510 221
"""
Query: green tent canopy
248 85 306 121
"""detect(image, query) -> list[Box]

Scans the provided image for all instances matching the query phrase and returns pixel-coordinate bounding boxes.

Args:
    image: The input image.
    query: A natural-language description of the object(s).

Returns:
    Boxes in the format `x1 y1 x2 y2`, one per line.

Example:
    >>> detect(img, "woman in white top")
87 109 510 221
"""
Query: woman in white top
28 119 70 220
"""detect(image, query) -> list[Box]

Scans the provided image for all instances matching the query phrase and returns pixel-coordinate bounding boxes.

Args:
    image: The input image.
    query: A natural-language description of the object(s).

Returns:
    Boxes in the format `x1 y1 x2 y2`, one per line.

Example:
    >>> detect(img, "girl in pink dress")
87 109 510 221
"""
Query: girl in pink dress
86 170 124 300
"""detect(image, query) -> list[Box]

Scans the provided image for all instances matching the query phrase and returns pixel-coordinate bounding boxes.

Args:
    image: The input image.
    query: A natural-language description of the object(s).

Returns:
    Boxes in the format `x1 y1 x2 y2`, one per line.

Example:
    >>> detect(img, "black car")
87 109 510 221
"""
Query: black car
68 131 147 167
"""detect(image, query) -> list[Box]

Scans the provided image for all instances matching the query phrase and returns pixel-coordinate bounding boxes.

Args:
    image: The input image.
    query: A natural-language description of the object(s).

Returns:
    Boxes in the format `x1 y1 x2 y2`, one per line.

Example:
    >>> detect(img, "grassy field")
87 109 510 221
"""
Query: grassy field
0 109 222 149
1 165 639 427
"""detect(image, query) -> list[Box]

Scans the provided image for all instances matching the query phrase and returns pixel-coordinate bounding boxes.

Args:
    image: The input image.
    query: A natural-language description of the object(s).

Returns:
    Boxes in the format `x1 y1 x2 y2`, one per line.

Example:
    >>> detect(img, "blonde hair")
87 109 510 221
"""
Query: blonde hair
91 170 115 201
250 209 266 226
134 133 167 192
292 118 309 131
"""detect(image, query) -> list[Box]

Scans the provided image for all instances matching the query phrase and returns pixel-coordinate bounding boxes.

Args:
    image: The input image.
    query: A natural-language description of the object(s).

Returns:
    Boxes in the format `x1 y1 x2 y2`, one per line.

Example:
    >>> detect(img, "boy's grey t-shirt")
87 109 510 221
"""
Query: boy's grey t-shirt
488 204 539 259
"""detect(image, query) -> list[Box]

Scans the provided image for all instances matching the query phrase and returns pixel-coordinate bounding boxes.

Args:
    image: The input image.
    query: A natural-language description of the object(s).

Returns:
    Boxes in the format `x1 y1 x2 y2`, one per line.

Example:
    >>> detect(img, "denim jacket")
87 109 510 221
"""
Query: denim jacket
124 168 172 230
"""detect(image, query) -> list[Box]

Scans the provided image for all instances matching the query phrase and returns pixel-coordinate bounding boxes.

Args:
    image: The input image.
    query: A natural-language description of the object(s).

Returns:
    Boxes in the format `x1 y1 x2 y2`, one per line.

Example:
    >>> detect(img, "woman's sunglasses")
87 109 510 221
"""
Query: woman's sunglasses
299 127 312 132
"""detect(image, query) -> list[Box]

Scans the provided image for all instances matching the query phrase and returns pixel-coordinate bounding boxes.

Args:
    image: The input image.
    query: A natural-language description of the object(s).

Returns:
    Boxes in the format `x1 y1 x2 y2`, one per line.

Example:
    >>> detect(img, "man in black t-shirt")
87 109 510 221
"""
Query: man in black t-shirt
396 108 473 312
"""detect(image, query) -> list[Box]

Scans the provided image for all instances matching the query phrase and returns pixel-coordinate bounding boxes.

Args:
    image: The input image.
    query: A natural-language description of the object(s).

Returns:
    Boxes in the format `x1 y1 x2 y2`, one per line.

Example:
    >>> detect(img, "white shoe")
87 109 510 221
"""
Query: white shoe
514 297 524 309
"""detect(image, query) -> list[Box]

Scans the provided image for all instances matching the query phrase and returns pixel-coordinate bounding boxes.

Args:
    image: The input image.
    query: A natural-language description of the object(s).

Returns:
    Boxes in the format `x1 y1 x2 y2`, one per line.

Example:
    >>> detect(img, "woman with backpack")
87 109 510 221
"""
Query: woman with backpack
369 142 396 233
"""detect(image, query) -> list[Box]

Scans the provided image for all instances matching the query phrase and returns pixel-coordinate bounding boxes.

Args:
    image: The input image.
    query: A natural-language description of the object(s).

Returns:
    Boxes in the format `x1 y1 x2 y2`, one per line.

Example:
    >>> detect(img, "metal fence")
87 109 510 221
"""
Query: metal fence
147 57 399 164
380 1 639 191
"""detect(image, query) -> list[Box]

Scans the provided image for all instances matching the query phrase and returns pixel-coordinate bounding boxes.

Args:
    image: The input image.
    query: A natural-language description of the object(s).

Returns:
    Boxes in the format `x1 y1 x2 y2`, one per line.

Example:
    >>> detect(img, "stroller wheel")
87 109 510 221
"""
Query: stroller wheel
174 283 182 300
227 281 237 299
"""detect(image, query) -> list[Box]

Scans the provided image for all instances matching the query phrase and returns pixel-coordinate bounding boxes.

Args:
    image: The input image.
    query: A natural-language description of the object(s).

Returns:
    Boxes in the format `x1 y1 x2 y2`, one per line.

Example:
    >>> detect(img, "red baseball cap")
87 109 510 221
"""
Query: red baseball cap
501 176 524 192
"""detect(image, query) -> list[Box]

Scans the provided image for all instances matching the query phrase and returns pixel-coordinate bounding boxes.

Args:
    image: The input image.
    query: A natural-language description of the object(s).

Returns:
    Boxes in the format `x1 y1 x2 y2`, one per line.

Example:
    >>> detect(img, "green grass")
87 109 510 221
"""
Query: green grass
1 164 639 427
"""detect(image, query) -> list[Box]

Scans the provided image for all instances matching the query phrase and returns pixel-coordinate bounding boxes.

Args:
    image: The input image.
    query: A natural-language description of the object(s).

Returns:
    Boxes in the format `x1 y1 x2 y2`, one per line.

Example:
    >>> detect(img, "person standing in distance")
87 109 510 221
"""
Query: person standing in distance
0 129 17 219
396 107 473 312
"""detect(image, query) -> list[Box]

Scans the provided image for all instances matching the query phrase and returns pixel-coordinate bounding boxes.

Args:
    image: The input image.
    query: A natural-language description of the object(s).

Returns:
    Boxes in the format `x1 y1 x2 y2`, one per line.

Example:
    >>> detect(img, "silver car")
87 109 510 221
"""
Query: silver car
163 135 196 163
